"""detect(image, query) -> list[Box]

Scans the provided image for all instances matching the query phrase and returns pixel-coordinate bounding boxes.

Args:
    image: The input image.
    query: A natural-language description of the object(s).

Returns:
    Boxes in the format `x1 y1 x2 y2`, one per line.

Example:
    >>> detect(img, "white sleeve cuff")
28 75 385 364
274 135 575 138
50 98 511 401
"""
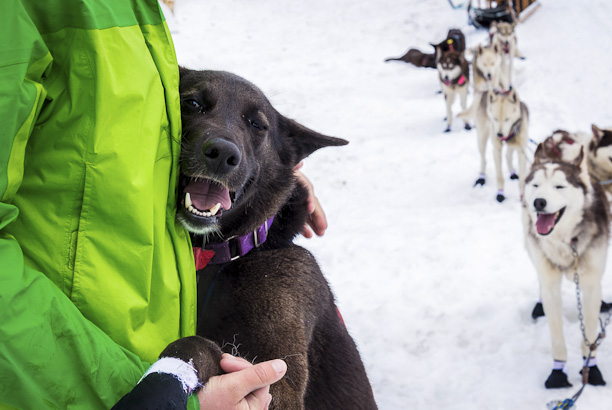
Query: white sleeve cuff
140 357 201 393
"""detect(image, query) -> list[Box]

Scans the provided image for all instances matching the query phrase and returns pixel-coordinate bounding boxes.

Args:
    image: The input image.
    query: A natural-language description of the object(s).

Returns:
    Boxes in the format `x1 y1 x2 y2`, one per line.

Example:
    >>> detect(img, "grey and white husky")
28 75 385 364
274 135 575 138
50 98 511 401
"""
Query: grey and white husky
523 141 609 388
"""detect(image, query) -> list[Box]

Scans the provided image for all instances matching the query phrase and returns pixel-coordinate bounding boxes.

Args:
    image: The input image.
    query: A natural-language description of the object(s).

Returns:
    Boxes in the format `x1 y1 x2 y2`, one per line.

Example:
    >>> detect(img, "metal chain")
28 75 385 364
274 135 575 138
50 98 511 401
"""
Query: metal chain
572 245 612 350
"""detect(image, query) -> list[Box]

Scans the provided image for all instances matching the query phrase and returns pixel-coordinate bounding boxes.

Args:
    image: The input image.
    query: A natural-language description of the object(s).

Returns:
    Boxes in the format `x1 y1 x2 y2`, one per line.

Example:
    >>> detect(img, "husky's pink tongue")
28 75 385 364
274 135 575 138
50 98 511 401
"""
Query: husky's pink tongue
536 213 556 235
184 179 231 211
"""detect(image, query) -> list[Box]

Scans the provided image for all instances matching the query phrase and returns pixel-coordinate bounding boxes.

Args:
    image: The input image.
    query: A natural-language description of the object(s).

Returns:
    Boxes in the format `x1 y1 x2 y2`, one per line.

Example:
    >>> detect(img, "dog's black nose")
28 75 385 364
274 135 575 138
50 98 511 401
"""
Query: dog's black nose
487 73 492 79
497 132 503 138
534 198 547 212
202 138 241 175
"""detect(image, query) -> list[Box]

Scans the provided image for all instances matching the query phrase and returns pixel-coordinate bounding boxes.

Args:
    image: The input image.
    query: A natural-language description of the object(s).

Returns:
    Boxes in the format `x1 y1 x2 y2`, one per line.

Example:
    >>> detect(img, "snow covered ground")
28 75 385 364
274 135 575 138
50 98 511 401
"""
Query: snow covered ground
167 1 612 408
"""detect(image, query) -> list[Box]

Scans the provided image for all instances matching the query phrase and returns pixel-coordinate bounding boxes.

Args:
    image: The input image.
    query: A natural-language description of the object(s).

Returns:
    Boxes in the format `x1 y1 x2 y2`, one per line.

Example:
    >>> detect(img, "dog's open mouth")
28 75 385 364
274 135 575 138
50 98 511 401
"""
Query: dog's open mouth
180 176 233 219
535 207 565 236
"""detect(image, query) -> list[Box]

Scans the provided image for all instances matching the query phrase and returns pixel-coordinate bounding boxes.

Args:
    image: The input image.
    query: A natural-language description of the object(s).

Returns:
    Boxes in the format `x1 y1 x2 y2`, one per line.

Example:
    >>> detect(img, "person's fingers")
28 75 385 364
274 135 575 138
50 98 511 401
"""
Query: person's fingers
224 359 287 401
307 197 327 237
293 168 317 214
220 354 253 373
300 225 314 239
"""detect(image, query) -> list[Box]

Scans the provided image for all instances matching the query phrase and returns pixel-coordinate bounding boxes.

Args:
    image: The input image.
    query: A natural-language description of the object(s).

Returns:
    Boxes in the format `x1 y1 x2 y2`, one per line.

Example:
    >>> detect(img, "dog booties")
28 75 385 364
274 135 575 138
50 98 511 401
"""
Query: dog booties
545 369 573 389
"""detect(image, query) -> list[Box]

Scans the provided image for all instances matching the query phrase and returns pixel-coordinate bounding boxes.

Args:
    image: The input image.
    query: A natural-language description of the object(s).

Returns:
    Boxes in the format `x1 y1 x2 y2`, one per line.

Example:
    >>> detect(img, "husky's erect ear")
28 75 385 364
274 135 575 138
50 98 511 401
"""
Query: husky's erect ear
433 45 443 63
508 88 518 103
488 90 497 104
572 146 585 168
533 143 547 164
592 124 604 144
284 118 348 165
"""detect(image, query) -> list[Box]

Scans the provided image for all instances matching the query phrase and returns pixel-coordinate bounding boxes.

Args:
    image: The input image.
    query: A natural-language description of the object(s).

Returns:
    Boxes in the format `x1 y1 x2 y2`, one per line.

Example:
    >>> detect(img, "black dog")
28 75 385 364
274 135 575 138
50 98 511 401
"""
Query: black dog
173 69 378 410
385 28 466 68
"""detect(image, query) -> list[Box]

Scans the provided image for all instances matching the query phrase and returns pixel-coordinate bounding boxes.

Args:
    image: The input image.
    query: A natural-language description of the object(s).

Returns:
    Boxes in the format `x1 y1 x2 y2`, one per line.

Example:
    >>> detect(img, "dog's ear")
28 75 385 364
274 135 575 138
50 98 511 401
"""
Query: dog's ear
572 145 585 168
284 119 348 164
488 90 497 104
592 124 604 144
532 142 550 164
508 88 518 103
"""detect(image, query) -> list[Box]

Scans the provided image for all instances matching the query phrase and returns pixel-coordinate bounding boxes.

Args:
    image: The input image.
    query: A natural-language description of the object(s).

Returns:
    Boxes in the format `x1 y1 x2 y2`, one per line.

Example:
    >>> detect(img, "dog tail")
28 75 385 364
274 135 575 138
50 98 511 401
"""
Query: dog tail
457 91 483 121
384 57 402 62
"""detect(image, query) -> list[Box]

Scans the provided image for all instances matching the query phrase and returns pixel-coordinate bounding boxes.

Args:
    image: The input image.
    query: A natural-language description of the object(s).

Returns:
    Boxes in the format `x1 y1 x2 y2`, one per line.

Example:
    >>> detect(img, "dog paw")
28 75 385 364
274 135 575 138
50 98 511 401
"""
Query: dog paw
531 302 544 319
583 365 607 386
601 301 612 313
496 193 505 203
545 369 573 389
474 177 485 187
464 123 472 131
444 126 451 133
510 172 519 180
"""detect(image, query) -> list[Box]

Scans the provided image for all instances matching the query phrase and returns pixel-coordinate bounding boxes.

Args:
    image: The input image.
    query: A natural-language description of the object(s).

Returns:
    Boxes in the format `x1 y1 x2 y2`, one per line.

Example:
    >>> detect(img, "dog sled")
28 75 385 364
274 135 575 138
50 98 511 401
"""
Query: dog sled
465 0 540 28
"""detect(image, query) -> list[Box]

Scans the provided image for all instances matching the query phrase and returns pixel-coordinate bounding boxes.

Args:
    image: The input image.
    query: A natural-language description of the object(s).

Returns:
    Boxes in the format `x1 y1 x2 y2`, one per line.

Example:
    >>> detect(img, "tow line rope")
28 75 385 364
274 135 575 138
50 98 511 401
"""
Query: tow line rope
547 240 612 410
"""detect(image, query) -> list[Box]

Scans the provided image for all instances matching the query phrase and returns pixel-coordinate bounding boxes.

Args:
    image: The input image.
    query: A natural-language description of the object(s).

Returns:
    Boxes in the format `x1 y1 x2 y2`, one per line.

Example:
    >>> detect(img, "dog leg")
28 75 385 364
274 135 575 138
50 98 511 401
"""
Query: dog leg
444 90 455 132
576 250 607 386
517 147 527 195
460 88 471 130
541 270 572 388
475 125 488 186
491 140 505 202
505 147 515 179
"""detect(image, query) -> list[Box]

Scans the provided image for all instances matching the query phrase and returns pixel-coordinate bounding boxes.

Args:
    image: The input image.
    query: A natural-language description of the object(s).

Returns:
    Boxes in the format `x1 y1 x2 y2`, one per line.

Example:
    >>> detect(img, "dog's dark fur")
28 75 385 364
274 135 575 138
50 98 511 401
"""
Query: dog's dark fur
168 69 377 410
385 28 465 68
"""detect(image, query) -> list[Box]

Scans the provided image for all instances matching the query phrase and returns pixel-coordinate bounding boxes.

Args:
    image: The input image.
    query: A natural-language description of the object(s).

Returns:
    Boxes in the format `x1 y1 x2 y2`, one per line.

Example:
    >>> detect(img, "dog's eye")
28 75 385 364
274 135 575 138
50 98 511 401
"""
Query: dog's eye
249 119 267 131
555 185 565 190
184 99 205 113
532 184 539 188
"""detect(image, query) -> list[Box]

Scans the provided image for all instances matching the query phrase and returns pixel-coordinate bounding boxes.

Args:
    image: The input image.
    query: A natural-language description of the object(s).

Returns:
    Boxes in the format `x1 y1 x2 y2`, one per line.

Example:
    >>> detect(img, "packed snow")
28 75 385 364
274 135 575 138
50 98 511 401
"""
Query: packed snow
166 1 612 408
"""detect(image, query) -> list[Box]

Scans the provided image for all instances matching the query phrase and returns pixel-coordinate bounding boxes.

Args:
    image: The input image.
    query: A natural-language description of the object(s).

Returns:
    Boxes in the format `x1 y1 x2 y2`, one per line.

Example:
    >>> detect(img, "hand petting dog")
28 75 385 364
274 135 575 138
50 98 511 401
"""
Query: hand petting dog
294 161 328 238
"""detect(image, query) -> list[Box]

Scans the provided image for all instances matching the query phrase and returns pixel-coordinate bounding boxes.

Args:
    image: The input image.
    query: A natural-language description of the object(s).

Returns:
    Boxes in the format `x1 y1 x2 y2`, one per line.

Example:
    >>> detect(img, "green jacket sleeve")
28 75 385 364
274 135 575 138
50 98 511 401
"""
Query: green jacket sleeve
0 2 148 409
0 1 199 409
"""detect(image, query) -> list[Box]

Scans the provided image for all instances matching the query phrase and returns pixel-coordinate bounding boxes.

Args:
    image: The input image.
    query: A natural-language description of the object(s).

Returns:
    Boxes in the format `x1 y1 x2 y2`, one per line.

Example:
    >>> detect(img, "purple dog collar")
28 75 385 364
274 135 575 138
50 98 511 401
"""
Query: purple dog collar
202 216 275 265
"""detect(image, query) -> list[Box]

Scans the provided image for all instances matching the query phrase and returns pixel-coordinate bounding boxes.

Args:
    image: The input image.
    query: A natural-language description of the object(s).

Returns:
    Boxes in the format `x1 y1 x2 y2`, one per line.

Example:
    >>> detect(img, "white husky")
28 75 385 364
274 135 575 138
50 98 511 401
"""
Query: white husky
458 88 529 202
471 43 504 93
523 143 610 388
490 21 524 89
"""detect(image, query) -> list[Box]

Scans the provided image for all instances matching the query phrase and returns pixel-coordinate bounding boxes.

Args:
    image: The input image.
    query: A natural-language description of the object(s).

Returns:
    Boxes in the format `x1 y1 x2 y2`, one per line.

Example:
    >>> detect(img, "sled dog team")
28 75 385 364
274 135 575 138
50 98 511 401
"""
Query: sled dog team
392 22 612 390
430 21 528 203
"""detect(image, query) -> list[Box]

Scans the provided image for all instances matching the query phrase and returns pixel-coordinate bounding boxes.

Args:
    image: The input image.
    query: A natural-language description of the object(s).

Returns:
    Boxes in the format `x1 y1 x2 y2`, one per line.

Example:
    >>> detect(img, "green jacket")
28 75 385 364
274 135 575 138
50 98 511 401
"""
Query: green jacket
0 0 198 408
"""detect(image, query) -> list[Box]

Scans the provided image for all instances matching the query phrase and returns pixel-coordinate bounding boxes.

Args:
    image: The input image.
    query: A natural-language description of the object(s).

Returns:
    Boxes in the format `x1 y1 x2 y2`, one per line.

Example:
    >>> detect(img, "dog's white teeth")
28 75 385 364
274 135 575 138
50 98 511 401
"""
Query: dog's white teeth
185 192 192 209
210 203 221 216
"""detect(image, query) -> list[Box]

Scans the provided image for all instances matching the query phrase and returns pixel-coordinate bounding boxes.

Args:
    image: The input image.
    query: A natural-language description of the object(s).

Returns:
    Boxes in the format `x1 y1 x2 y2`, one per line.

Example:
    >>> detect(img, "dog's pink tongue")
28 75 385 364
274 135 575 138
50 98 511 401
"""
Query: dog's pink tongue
184 180 231 211
536 213 556 235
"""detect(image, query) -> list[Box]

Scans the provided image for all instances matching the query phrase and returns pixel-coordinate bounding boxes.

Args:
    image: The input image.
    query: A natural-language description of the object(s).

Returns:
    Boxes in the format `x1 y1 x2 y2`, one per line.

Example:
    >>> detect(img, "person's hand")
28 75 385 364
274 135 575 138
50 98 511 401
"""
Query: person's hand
294 162 328 238
197 354 287 410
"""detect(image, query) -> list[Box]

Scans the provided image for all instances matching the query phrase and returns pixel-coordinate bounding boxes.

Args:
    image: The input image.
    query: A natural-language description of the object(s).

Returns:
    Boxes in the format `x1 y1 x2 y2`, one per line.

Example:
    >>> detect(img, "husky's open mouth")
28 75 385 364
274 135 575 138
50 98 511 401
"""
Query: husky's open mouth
535 207 566 236
179 175 234 222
